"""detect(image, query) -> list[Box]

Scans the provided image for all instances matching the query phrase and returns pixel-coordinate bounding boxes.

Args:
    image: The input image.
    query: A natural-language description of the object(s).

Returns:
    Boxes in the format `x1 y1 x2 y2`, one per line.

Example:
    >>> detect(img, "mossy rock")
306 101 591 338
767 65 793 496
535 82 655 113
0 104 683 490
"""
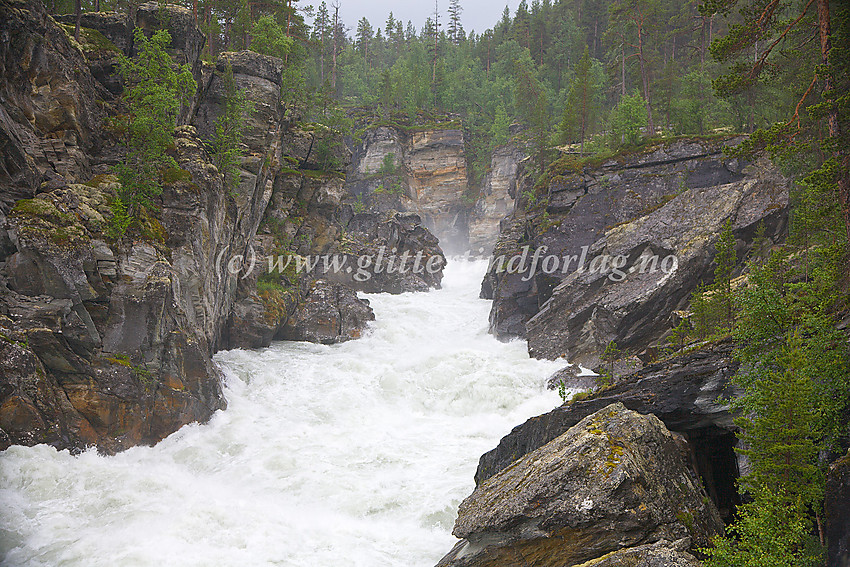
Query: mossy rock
57 23 120 55
11 198 72 224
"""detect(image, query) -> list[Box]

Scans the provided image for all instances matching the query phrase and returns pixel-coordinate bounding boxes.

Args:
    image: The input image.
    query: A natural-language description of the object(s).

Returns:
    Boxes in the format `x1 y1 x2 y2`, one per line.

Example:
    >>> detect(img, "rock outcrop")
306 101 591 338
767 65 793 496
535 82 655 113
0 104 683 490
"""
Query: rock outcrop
483 139 789 371
0 0 106 205
476 341 741 519
277 279 374 344
345 117 471 253
436 403 723 567
324 212 445 294
826 451 850 567
0 1 442 453
467 144 523 254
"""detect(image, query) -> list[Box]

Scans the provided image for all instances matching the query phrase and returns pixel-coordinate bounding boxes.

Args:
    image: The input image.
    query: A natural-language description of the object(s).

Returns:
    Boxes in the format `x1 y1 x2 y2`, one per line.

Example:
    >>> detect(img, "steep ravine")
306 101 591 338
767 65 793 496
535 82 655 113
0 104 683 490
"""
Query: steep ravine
0 260 567 566
0 0 454 453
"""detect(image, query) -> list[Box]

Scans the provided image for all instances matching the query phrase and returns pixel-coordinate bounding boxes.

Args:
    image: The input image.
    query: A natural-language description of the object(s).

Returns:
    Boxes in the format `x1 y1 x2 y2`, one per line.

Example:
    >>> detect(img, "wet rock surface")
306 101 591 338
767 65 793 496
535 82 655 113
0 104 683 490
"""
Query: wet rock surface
0 1 444 452
483 140 789 370
437 402 723 567
278 279 374 345
476 341 742 519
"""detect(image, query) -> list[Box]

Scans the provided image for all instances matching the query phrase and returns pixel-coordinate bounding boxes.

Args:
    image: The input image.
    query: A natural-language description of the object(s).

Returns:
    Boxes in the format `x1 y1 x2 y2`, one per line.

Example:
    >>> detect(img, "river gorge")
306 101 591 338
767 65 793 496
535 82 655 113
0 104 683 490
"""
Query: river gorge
1 0 848 564
0 261 567 566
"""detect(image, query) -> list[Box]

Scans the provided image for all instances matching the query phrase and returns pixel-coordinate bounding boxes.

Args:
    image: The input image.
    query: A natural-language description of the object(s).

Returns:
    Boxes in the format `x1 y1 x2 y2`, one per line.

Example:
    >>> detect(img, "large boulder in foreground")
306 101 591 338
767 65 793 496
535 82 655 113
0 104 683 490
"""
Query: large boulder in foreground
476 341 741 519
437 402 723 567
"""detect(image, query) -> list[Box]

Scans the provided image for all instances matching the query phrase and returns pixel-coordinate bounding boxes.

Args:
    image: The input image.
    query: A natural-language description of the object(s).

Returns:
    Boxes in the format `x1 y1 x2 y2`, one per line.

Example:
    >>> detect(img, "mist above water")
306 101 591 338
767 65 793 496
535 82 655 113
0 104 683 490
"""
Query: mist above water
0 260 568 567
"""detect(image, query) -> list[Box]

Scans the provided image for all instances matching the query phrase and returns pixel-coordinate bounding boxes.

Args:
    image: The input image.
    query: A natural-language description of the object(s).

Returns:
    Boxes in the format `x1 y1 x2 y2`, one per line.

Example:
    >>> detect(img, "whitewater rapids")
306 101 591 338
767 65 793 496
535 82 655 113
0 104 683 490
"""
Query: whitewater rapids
0 260 569 566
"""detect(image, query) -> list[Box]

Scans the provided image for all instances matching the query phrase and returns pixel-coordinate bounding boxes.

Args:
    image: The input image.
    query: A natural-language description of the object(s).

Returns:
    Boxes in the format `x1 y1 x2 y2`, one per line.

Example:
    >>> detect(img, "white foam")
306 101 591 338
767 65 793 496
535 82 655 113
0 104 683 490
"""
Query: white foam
0 260 569 566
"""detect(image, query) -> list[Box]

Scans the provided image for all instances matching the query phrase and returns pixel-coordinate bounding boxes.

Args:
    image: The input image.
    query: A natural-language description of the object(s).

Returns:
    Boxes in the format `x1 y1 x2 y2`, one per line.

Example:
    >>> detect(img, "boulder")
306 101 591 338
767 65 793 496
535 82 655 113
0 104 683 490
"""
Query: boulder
323 212 446 294
437 403 723 567
826 451 850 567
482 139 789 355
278 279 374 344
476 341 741 518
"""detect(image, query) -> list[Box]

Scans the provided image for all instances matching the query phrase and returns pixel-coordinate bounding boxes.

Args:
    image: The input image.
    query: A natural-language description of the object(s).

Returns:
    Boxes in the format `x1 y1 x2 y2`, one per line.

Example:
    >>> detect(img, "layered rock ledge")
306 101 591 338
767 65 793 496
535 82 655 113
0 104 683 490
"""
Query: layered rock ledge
437 402 723 567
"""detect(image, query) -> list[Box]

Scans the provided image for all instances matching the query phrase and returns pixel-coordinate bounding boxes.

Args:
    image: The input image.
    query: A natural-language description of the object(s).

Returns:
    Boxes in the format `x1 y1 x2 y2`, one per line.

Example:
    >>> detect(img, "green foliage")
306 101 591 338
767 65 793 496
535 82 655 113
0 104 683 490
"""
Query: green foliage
703 483 822 567
491 104 511 147
555 379 568 404
704 240 850 564
559 46 597 152
671 70 729 135
714 218 737 330
111 28 195 238
599 341 620 386
378 153 397 176
210 63 253 191
609 91 648 147
352 193 366 213
249 15 294 60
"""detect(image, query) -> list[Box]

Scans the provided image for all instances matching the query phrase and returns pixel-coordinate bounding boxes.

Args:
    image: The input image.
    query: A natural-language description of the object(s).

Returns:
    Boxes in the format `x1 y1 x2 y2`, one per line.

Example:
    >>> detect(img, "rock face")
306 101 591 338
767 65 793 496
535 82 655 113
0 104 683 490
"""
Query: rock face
467 144 523 254
436 403 723 567
483 139 790 370
0 1 443 453
0 0 106 205
476 341 741 519
278 279 374 344
324 212 445 294
826 451 850 567
345 120 471 253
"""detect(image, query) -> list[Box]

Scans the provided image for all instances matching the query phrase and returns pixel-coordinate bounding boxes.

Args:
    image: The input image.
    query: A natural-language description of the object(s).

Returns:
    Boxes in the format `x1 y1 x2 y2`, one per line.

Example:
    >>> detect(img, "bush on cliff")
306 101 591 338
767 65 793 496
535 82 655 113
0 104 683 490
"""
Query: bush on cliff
109 28 195 239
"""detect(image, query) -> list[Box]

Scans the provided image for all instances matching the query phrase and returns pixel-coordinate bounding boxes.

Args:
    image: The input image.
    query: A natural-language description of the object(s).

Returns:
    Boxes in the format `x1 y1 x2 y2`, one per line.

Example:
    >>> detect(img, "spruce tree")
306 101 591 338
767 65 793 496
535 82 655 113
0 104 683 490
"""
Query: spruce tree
111 29 195 237
559 45 595 154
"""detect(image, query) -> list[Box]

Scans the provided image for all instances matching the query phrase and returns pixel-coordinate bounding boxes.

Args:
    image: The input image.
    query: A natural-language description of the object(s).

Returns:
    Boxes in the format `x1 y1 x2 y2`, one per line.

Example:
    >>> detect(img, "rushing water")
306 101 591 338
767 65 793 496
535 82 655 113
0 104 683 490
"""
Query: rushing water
0 260 571 567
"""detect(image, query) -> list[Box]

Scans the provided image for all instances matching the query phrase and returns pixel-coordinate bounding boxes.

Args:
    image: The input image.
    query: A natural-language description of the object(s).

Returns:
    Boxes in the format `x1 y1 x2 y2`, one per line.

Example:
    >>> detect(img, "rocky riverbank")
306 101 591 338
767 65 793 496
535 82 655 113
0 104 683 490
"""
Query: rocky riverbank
0 0 450 453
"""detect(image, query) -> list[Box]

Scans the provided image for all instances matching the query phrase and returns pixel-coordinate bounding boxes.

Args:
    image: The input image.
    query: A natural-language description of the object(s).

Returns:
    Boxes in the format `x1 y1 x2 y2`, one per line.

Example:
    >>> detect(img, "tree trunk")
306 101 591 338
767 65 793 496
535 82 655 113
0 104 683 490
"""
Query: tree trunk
433 0 439 108
637 19 654 135
332 5 339 93
74 0 81 42
206 3 213 57
621 45 626 96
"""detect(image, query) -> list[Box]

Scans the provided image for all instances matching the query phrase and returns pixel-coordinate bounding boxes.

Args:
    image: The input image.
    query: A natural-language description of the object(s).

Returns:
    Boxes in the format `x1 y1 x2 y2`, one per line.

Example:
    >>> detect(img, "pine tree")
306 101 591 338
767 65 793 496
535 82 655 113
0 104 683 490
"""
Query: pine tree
559 45 595 154
447 0 463 45
355 17 373 70
609 90 647 146
491 104 510 146
314 1 330 83
701 0 850 275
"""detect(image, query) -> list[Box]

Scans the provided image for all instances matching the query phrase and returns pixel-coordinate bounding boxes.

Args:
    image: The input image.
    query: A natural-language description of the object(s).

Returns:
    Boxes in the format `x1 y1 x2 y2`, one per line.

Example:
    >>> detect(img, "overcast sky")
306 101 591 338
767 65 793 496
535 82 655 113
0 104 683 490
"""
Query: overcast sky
308 0 521 37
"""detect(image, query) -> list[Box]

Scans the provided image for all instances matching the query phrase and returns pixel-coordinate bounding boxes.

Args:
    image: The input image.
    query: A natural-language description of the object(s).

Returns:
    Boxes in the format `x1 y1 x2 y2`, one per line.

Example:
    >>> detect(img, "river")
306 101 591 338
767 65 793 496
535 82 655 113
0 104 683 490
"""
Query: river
0 260 569 566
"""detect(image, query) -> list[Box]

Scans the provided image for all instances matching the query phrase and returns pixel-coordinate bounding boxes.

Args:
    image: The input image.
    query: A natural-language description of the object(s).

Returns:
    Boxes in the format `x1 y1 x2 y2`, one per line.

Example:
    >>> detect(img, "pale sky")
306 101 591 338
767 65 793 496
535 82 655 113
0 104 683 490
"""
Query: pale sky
307 0 521 37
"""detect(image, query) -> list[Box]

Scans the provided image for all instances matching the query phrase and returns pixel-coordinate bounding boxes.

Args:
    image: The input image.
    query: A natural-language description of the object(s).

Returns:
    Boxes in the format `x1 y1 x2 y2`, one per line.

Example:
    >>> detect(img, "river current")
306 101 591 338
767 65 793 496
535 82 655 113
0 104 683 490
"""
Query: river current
0 260 569 566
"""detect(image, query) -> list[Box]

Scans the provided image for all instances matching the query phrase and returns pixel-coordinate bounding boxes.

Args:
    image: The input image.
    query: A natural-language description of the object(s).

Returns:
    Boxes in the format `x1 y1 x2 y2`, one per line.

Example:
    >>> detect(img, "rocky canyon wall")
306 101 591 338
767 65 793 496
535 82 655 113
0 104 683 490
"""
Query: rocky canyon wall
345 118 522 254
482 139 790 370
0 0 444 453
